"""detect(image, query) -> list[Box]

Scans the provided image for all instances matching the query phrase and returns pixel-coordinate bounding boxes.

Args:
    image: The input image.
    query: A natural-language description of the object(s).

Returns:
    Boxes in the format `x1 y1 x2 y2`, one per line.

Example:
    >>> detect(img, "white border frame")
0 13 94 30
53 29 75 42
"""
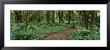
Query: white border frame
4 4 107 47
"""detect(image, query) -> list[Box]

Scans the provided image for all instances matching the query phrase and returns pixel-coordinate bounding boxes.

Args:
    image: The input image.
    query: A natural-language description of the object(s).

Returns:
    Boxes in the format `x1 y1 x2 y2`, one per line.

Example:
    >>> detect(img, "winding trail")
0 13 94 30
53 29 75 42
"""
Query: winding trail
44 25 82 40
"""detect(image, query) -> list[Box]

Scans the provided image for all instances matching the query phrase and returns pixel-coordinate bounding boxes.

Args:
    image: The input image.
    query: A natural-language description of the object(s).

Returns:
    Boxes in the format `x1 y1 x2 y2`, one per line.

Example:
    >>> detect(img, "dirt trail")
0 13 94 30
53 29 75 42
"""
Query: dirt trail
44 25 82 40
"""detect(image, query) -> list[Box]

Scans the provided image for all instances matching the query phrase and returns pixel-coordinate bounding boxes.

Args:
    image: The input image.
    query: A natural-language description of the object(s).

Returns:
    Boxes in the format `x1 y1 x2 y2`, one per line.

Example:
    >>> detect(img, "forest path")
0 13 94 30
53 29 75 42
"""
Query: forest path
44 25 82 40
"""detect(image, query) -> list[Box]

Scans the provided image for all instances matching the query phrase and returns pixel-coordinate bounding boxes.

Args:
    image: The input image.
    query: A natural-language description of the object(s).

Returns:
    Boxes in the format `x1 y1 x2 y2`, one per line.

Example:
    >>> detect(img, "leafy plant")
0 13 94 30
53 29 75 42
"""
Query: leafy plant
68 28 100 40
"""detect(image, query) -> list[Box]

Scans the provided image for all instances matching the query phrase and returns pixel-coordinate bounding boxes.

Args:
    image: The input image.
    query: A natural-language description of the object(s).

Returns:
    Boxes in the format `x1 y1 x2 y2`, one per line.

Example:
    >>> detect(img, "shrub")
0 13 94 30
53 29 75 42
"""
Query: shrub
11 29 35 40
11 23 68 40
68 28 100 40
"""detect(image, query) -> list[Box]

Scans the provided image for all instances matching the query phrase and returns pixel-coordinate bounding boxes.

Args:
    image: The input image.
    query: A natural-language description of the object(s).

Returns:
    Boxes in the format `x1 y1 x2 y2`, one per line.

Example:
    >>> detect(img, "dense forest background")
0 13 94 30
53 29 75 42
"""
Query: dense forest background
10 10 100 40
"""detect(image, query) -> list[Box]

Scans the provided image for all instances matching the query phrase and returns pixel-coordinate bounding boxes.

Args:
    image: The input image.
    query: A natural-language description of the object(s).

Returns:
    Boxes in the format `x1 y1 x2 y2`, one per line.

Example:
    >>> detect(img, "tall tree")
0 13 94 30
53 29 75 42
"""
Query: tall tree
46 11 50 24
58 11 64 22
67 11 72 23
14 11 22 23
52 11 55 23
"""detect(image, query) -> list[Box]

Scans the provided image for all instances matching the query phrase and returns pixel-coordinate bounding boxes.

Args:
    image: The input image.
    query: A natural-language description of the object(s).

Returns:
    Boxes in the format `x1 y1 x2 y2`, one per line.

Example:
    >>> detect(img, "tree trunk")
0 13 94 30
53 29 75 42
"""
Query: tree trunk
67 11 72 24
46 11 50 24
58 11 63 22
52 11 55 23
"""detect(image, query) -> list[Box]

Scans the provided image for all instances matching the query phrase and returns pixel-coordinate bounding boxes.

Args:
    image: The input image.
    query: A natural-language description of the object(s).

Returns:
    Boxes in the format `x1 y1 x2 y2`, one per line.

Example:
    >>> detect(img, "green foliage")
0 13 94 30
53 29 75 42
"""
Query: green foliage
11 30 35 40
11 23 68 40
68 28 100 40
10 10 100 40
52 22 74 28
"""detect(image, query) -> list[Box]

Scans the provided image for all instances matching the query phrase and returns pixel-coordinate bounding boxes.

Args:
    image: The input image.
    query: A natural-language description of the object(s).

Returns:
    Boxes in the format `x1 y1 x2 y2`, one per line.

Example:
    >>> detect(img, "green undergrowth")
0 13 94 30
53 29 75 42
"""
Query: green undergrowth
68 27 100 40
11 22 75 40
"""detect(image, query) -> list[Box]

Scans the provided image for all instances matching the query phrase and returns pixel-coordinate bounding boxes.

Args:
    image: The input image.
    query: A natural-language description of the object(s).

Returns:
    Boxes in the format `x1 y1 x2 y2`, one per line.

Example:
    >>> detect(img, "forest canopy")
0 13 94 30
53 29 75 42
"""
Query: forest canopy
10 10 100 40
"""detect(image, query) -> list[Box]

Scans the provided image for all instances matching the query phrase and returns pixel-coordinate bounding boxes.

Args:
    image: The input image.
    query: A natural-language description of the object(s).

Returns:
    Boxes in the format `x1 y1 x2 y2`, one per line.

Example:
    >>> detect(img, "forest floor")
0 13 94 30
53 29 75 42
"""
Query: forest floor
44 25 82 40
